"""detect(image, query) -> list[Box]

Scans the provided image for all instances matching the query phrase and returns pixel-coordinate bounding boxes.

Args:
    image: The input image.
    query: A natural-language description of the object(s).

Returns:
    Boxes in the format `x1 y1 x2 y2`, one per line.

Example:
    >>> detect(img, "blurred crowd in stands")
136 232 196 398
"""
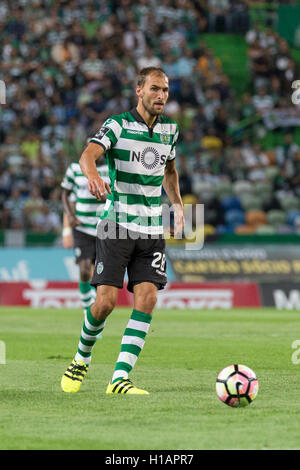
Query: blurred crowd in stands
0 0 300 237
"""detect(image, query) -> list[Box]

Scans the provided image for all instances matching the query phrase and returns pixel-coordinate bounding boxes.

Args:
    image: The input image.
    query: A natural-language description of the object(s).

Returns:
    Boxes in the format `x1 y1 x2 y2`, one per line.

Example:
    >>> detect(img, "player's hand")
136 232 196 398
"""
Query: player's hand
68 214 81 228
88 176 111 201
62 234 74 249
173 205 184 238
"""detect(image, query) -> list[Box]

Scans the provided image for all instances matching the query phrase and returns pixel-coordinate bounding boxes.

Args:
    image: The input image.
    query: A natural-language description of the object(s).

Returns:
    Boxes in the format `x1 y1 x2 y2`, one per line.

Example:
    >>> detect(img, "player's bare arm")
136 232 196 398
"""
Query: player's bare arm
79 142 111 201
163 159 184 236
62 211 74 249
62 189 80 229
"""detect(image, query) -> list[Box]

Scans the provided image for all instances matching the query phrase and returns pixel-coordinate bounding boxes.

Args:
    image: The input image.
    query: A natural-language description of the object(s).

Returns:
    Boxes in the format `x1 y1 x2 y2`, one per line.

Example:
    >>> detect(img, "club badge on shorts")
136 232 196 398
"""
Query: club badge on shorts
97 262 104 274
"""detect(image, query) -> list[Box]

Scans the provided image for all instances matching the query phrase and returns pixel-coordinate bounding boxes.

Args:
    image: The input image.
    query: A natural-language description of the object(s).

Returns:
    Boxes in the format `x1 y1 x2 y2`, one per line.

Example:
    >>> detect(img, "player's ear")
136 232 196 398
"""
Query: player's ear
136 85 143 99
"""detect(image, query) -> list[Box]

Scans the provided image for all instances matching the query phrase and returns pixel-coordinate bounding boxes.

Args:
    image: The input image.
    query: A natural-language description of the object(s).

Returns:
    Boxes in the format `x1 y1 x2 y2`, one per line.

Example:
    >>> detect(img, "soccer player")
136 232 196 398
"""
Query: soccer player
61 158 109 310
61 67 184 395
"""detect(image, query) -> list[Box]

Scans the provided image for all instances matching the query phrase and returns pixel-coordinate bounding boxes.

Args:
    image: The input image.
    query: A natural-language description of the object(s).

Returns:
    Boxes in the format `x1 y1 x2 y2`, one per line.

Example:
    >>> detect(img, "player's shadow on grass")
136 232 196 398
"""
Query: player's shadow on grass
47 355 70 360
153 385 196 393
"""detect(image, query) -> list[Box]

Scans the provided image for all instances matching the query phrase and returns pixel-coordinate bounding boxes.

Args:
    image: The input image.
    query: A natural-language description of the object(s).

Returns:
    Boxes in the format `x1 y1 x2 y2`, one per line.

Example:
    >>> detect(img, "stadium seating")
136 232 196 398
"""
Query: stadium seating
240 194 263 212
287 210 300 227
220 196 243 212
267 210 286 228
191 181 215 201
265 166 280 181
279 196 300 212
246 210 267 228
224 209 245 228
1 1 300 238
234 224 255 234
215 181 233 199
232 181 253 196
255 224 276 234
253 181 273 198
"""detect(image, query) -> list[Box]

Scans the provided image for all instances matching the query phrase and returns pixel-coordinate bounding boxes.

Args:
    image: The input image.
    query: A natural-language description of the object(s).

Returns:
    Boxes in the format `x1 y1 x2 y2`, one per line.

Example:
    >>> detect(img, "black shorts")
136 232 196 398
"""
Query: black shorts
90 220 167 292
73 229 96 264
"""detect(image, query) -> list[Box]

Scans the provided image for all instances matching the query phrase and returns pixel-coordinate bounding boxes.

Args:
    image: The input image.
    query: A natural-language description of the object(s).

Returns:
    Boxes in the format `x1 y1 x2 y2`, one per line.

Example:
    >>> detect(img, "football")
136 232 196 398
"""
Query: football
216 364 259 407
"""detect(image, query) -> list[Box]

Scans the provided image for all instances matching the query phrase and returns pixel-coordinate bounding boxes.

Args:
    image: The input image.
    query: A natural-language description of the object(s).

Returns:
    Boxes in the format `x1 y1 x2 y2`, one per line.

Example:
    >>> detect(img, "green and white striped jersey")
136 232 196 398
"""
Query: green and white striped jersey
90 108 179 235
61 162 109 237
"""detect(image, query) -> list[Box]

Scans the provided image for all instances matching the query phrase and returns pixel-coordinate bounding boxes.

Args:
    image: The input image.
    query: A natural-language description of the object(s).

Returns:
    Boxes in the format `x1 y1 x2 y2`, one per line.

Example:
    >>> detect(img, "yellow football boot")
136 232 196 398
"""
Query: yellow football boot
106 378 149 395
61 359 89 393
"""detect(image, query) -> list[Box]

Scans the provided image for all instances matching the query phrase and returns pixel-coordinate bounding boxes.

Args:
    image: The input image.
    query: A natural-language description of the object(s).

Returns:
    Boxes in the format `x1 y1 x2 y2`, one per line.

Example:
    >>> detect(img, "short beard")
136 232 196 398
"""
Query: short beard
142 98 164 116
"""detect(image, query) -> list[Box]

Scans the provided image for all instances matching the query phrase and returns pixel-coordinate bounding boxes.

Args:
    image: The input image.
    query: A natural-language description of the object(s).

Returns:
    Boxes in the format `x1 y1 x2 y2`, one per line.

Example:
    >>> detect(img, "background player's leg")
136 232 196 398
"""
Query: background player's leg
75 285 118 364
110 282 157 384
73 229 98 311
61 285 118 392
78 259 96 310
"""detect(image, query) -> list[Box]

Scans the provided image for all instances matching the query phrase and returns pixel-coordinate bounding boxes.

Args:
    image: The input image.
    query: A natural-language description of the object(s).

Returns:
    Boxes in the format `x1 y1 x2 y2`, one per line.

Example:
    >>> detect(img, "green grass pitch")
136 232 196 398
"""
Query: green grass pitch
1 306 300 450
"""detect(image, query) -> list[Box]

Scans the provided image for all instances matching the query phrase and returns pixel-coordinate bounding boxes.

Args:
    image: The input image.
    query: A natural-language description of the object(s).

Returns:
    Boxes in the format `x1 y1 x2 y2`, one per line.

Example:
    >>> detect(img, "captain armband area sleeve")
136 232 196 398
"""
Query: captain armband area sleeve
89 117 123 151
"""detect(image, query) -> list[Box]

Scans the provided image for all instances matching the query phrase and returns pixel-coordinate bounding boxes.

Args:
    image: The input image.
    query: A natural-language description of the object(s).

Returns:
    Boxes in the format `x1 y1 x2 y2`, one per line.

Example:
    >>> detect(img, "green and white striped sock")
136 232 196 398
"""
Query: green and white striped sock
79 281 96 309
111 309 152 384
75 306 105 365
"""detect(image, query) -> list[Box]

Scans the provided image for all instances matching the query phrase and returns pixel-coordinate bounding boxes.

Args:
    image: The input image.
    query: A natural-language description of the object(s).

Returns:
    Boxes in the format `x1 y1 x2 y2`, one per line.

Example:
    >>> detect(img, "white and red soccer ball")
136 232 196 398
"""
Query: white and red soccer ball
216 364 259 407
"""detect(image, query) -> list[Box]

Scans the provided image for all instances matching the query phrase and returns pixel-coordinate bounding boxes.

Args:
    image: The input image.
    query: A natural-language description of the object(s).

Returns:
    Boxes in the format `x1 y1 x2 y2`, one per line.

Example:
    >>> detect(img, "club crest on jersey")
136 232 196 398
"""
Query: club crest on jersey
160 132 170 145
97 262 104 274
